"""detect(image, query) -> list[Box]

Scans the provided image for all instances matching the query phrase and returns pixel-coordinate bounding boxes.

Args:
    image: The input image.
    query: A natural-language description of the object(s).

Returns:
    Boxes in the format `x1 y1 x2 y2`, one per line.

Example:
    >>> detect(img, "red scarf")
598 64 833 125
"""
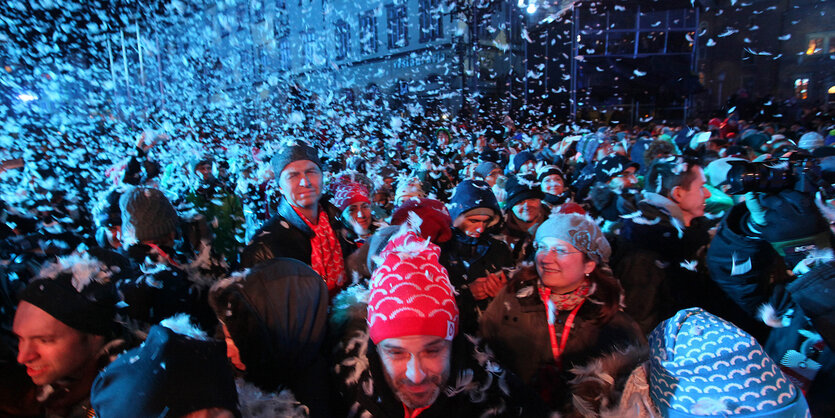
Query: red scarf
294 206 346 293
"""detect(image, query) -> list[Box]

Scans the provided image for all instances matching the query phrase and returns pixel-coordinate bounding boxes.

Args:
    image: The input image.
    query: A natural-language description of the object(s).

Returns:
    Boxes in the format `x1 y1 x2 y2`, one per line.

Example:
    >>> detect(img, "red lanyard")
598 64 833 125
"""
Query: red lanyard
538 287 585 370
144 242 180 268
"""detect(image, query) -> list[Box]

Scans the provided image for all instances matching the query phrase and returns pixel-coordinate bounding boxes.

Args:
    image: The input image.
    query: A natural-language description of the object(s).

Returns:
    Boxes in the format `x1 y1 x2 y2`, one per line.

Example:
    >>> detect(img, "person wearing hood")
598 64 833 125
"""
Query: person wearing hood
501 175 548 264
480 213 645 414
440 179 514 335
210 258 330 417
91 315 242 418
241 140 350 298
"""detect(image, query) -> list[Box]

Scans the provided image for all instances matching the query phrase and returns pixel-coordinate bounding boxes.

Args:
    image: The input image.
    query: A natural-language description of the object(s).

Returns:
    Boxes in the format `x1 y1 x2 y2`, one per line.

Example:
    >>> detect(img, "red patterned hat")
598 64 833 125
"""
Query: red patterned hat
367 229 459 344
331 176 371 212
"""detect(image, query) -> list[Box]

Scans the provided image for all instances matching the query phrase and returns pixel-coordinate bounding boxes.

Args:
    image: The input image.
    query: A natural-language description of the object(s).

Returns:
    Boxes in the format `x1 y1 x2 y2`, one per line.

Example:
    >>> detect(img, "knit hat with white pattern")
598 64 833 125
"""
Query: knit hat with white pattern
366 228 459 344
330 174 371 212
649 308 809 417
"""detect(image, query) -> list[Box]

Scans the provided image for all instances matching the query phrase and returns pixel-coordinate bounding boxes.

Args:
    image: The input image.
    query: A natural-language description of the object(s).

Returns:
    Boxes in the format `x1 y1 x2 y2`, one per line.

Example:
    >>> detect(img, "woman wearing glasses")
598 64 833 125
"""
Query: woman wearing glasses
479 212 645 414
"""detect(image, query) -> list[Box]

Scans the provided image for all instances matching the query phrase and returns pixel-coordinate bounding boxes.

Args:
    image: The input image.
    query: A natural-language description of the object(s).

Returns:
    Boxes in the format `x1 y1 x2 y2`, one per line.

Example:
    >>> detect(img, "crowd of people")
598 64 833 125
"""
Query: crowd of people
1 105 834 417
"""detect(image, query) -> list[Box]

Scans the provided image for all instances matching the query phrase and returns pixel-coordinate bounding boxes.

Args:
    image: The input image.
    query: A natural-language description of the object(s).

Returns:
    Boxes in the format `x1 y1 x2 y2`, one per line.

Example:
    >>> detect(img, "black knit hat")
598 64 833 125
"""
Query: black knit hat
595 155 639 183
504 174 544 210
448 179 501 226
20 253 120 336
271 139 322 176
91 319 240 418
536 165 564 183
119 187 179 243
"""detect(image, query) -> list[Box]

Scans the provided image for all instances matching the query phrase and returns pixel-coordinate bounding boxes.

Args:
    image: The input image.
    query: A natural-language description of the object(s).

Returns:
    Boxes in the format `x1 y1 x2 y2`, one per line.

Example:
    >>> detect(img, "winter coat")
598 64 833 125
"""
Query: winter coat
706 203 835 417
183 177 245 266
241 197 350 269
211 258 331 418
499 205 548 265
118 243 217 332
329 286 549 418
479 267 645 414
439 229 514 336
612 193 722 334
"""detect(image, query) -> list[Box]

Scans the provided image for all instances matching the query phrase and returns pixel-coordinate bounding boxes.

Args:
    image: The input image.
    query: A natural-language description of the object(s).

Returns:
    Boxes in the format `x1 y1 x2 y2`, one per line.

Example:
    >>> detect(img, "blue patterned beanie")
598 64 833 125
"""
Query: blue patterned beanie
649 308 809 417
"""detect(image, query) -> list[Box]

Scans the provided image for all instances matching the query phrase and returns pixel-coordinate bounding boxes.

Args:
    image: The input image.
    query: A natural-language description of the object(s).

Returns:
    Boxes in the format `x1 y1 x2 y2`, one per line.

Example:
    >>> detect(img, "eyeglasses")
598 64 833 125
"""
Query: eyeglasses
535 246 582 257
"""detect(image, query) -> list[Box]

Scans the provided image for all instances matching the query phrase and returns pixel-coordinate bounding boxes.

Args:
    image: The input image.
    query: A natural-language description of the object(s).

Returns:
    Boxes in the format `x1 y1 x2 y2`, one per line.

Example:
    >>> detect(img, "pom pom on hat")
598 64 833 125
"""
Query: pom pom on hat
367 228 459 344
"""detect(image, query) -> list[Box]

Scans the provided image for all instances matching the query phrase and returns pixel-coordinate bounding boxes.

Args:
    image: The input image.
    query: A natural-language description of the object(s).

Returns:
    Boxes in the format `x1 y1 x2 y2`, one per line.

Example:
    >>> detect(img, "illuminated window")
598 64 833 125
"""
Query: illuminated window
794 78 809 100
806 37 823 55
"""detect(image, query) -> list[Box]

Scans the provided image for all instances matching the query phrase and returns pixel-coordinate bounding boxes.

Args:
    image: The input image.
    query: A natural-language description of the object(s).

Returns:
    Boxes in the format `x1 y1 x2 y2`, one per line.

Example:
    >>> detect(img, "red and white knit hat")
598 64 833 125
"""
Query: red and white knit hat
331 174 371 212
367 229 459 344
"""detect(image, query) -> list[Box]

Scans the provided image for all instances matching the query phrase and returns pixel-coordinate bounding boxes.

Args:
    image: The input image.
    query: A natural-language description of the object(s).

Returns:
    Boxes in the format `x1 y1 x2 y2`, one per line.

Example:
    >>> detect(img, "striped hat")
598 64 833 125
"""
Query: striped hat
366 229 458 344
649 308 809 417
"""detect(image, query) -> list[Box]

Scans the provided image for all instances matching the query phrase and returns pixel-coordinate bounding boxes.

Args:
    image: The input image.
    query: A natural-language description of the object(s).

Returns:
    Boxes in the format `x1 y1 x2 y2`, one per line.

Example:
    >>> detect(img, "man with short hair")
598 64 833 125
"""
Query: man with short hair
331 228 545 417
12 253 123 417
613 157 725 333
241 140 350 296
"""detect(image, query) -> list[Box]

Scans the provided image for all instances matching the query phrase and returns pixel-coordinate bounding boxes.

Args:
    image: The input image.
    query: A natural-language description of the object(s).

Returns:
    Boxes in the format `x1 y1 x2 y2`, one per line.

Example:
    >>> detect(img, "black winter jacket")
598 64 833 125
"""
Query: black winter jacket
440 230 514 335
241 197 350 269
706 203 835 417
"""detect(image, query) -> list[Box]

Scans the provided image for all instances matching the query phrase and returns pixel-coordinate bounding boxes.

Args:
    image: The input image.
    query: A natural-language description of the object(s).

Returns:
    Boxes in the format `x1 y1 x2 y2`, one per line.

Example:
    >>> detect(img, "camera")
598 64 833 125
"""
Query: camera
725 155 835 196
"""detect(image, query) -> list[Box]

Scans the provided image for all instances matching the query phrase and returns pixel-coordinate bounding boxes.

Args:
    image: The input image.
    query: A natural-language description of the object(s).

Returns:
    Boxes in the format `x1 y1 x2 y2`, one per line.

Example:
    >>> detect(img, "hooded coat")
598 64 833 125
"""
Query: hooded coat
210 258 331 418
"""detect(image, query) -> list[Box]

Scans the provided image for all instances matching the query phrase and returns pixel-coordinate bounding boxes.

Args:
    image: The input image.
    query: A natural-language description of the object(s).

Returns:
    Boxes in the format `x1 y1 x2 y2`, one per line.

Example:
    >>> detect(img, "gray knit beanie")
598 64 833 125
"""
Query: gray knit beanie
271 139 322 176
120 187 179 243
535 212 611 264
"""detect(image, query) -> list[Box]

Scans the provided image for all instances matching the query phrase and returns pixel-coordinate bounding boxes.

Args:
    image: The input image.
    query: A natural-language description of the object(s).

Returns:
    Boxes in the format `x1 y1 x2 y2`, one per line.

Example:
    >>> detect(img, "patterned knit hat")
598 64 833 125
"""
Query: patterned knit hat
649 308 809 417
535 212 611 264
594 155 639 183
119 187 179 243
367 229 459 344
330 173 372 212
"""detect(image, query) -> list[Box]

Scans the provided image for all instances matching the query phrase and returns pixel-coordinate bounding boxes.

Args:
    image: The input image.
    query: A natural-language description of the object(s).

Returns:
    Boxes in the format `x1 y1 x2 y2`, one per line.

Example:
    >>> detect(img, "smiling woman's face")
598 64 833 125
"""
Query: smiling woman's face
534 237 596 294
